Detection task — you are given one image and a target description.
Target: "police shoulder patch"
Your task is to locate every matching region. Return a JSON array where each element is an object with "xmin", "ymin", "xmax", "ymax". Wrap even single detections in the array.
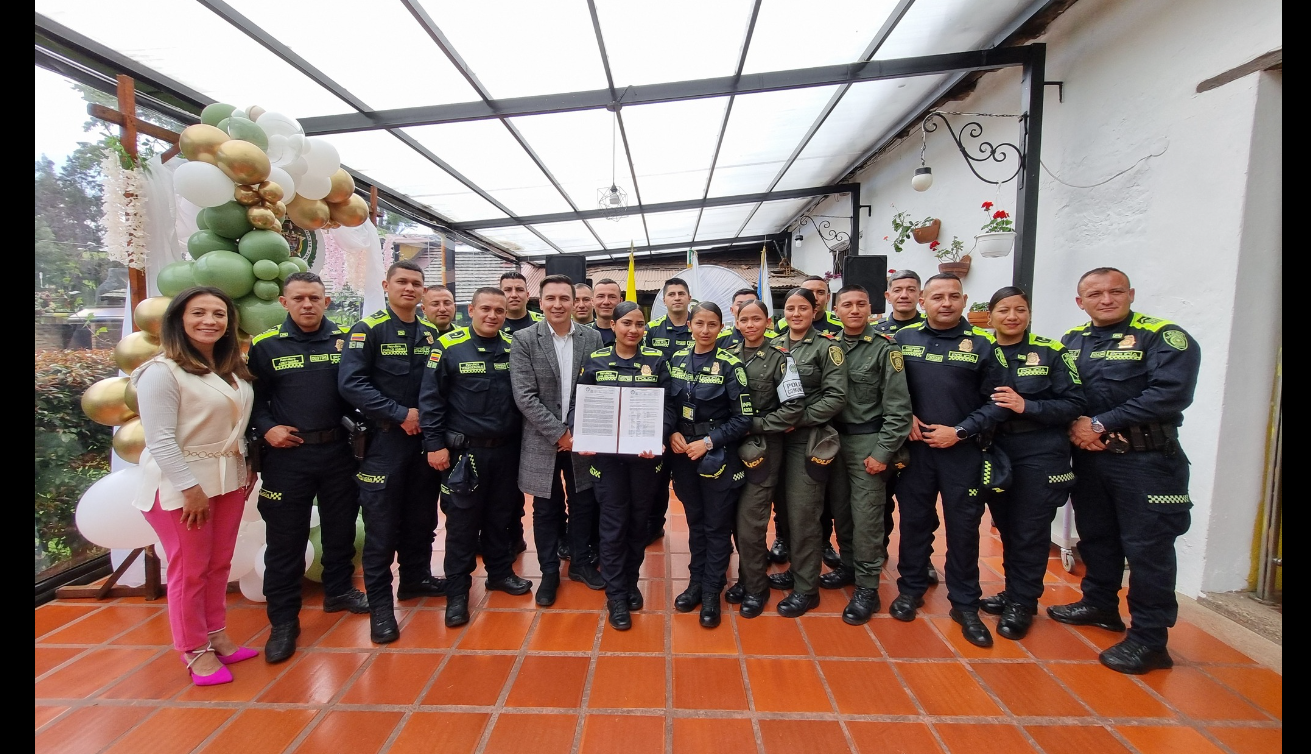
[
  {"xmin": 438, "ymin": 327, "xmax": 470, "ymax": 348},
  {"xmin": 1130, "ymin": 312, "xmax": 1177, "ymax": 332},
  {"xmin": 735, "ymin": 366, "xmax": 748, "ymax": 386},
  {"xmin": 639, "ymin": 346, "xmax": 663, "ymax": 357},
  {"xmin": 362, "ymin": 310, "xmax": 390, "ymax": 328},
  {"xmin": 971, "ymin": 326, "xmax": 998, "ymax": 344},
  {"xmin": 1162, "ymin": 329, "xmax": 1189, "ymax": 351},
  {"xmin": 994, "ymin": 347, "xmax": 1008, "ymax": 368},
  {"xmin": 250, "ymin": 325, "xmax": 283, "ymax": 347},
  {"xmin": 890, "ymin": 349, "xmax": 904, "ymax": 372},
  {"xmin": 828, "ymin": 345, "xmax": 845, "ymax": 366}
]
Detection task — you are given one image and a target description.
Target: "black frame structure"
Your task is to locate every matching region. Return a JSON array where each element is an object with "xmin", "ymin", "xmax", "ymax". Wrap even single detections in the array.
[{"xmin": 35, "ymin": 0, "xmax": 1053, "ymax": 293}]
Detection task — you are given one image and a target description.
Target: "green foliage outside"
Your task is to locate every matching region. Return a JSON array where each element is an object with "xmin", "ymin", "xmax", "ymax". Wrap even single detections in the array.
[{"xmin": 327, "ymin": 284, "xmax": 364, "ymax": 329}]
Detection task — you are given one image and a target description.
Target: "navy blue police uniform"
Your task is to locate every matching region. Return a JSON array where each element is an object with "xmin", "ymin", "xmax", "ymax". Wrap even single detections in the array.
[
  {"xmin": 872, "ymin": 310, "xmax": 927, "ymax": 548},
  {"xmin": 503, "ymin": 310, "xmax": 544, "ymax": 334},
  {"xmin": 644, "ymin": 314, "xmax": 696, "ymax": 541},
  {"xmin": 590, "ymin": 321, "xmax": 617, "ymax": 347}
]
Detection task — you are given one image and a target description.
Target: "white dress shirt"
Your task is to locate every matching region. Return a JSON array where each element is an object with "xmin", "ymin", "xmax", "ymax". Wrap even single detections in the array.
[{"xmin": 551, "ymin": 322, "xmax": 575, "ymax": 420}]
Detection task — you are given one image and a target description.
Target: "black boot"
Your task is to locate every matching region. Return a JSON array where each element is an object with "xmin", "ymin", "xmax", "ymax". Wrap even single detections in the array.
[
  {"xmin": 1047, "ymin": 600, "xmax": 1127, "ymax": 631},
  {"xmin": 444, "ymin": 594, "xmax": 470, "ymax": 627},
  {"xmin": 568, "ymin": 562, "xmax": 605, "ymax": 590},
  {"xmin": 699, "ymin": 590, "xmax": 722, "ymax": 629},
  {"xmin": 926, "ymin": 565, "xmax": 940, "ymax": 585},
  {"xmin": 535, "ymin": 572, "xmax": 560, "ymax": 607},
  {"xmin": 725, "ymin": 582, "xmax": 746, "ymax": 604},
  {"xmin": 777, "ymin": 591, "xmax": 820, "ymax": 618},
  {"xmin": 997, "ymin": 602, "xmax": 1035, "ymax": 640},
  {"xmin": 264, "ymin": 622, "xmax": 300, "ymax": 663},
  {"xmin": 819, "ymin": 565, "xmax": 856, "ymax": 589},
  {"xmin": 767, "ymin": 570, "xmax": 795, "ymax": 590},
  {"xmin": 396, "ymin": 576, "xmax": 448, "ymax": 601},
  {"xmin": 1099, "ymin": 639, "xmax": 1174, "ymax": 674},
  {"xmin": 627, "ymin": 583, "xmax": 644, "ymax": 610},
  {"xmin": 950, "ymin": 608, "xmax": 993, "ymax": 648},
  {"xmin": 768, "ymin": 538, "xmax": 789, "ymax": 564},
  {"xmin": 607, "ymin": 598, "xmax": 632, "ymax": 631},
  {"xmin": 980, "ymin": 591, "xmax": 1009, "ymax": 616},
  {"xmin": 369, "ymin": 607, "xmax": 399, "ymax": 644},
  {"xmin": 822, "ymin": 545, "xmax": 842, "ymax": 570},
  {"xmin": 739, "ymin": 591, "xmax": 769, "ymax": 619},
  {"xmin": 888, "ymin": 593, "xmax": 924, "ymax": 622},
  {"xmin": 842, "ymin": 587, "xmax": 881, "ymax": 626},
  {"xmin": 486, "ymin": 574, "xmax": 533, "ymax": 595},
  {"xmin": 674, "ymin": 583, "xmax": 702, "ymax": 612},
  {"xmin": 323, "ymin": 588, "xmax": 370, "ymax": 614}
]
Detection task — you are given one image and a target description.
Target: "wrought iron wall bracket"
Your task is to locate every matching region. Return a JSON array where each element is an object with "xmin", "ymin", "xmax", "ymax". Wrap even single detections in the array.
[{"xmin": 921, "ymin": 111, "xmax": 1027, "ymax": 187}]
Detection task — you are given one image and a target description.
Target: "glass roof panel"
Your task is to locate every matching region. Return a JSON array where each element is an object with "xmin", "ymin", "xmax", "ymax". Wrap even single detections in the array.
[
  {"xmin": 536, "ymin": 221, "xmax": 599, "ymax": 252},
  {"xmin": 739, "ymin": 198, "xmax": 811, "ymax": 237},
  {"xmin": 477, "ymin": 225, "xmax": 555, "ymax": 255},
  {"xmin": 707, "ymin": 86, "xmax": 842, "ymax": 197},
  {"xmin": 588, "ymin": 214, "xmax": 649, "ymax": 250},
  {"xmin": 643, "ymin": 210, "xmax": 703, "ymax": 245},
  {"xmin": 507, "ymin": 108, "xmax": 621, "ymax": 212},
  {"xmin": 875, "ymin": 0, "xmax": 1033, "ymax": 59},
  {"xmin": 221, "ymin": 0, "xmax": 478, "ymax": 110},
  {"xmin": 694, "ymin": 205, "xmax": 757, "ymax": 239},
  {"xmin": 36, "ymin": 1, "xmax": 351, "ymax": 116},
  {"xmin": 415, "ymin": 0, "xmax": 608, "ymax": 99},
  {"xmin": 403, "ymin": 120, "xmax": 574, "ymax": 216},
  {"xmin": 594, "ymin": 0, "xmax": 756, "ymax": 86},
  {"xmin": 621, "ymin": 98, "xmax": 731, "ymax": 204},
  {"xmin": 743, "ymin": 0, "xmax": 902, "ymax": 74}
]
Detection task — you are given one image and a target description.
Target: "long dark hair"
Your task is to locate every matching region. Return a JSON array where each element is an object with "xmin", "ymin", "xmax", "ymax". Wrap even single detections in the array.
[
  {"xmin": 160, "ymin": 286, "xmax": 253, "ymax": 382},
  {"xmin": 988, "ymin": 286, "xmax": 1030, "ymax": 311}
]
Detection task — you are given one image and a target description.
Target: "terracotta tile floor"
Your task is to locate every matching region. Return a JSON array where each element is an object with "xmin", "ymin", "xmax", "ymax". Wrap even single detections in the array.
[{"xmin": 36, "ymin": 495, "xmax": 1282, "ymax": 754}]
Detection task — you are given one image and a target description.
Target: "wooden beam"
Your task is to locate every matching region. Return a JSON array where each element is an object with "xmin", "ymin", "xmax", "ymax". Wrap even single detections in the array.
[
  {"xmin": 115, "ymin": 75, "xmax": 138, "ymax": 159},
  {"xmin": 369, "ymin": 186, "xmax": 379, "ymax": 225},
  {"xmin": 87, "ymin": 103, "xmax": 180, "ymax": 144},
  {"xmin": 1197, "ymin": 48, "xmax": 1282, "ymax": 94}
]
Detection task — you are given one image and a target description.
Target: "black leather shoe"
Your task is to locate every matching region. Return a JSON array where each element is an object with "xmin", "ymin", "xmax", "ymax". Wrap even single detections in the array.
[
  {"xmin": 607, "ymin": 599, "xmax": 632, "ymax": 631},
  {"xmin": 396, "ymin": 577, "xmax": 448, "ymax": 601},
  {"xmin": 980, "ymin": 591, "xmax": 1009, "ymax": 616},
  {"xmin": 557, "ymin": 540, "xmax": 571, "ymax": 561},
  {"xmin": 819, "ymin": 565, "xmax": 856, "ymax": 589},
  {"xmin": 889, "ymin": 593, "xmax": 925, "ymax": 622},
  {"xmin": 674, "ymin": 583, "xmax": 702, "ymax": 612},
  {"xmin": 1047, "ymin": 600, "xmax": 1127, "ymax": 632},
  {"xmin": 324, "ymin": 588, "xmax": 370, "ymax": 614},
  {"xmin": 725, "ymin": 582, "xmax": 746, "ymax": 604},
  {"xmin": 950, "ymin": 608, "xmax": 994, "ymax": 648},
  {"xmin": 700, "ymin": 592, "xmax": 722, "ymax": 628},
  {"xmin": 1099, "ymin": 638, "xmax": 1174, "ymax": 675},
  {"xmin": 264, "ymin": 622, "xmax": 300, "ymax": 663},
  {"xmin": 842, "ymin": 587, "xmax": 881, "ymax": 626},
  {"xmin": 645, "ymin": 529, "xmax": 665, "ymax": 547},
  {"xmin": 513, "ymin": 538, "xmax": 528, "ymax": 555},
  {"xmin": 444, "ymin": 595, "xmax": 470, "ymax": 627},
  {"xmin": 370, "ymin": 608, "xmax": 399, "ymax": 644},
  {"xmin": 768, "ymin": 538, "xmax": 789, "ymax": 564},
  {"xmin": 739, "ymin": 591, "xmax": 768, "ymax": 619},
  {"xmin": 536, "ymin": 571, "xmax": 560, "ymax": 606},
  {"xmin": 767, "ymin": 570, "xmax": 795, "ymax": 590},
  {"xmin": 777, "ymin": 591, "xmax": 821, "ymax": 618},
  {"xmin": 822, "ymin": 545, "xmax": 842, "ymax": 570},
  {"xmin": 568, "ymin": 563, "xmax": 605, "ymax": 591},
  {"xmin": 926, "ymin": 565, "xmax": 940, "ymax": 586},
  {"xmin": 627, "ymin": 585, "xmax": 644, "ymax": 611},
  {"xmin": 997, "ymin": 602, "xmax": 1035, "ymax": 641},
  {"xmin": 486, "ymin": 574, "xmax": 533, "ymax": 595}
]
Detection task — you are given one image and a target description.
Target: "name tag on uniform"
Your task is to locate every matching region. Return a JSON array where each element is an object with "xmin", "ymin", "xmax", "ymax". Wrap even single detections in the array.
[
  {"xmin": 948, "ymin": 351, "xmax": 978, "ymax": 363},
  {"xmin": 494, "ymin": 362, "xmax": 509, "ymax": 370},
  {"xmin": 310, "ymin": 354, "xmax": 331, "ymax": 363},
  {"xmin": 381, "ymin": 343, "xmax": 408, "ymax": 356},
  {"xmin": 459, "ymin": 361, "xmax": 486, "ymax": 374},
  {"xmin": 596, "ymin": 370, "xmax": 618, "ymax": 381},
  {"xmin": 699, "ymin": 375, "xmax": 724, "ymax": 384},
  {"xmin": 777, "ymin": 356, "xmax": 804, "ymax": 402},
  {"xmin": 925, "ymin": 353, "xmax": 943, "ymax": 362},
  {"xmin": 1016, "ymin": 366, "xmax": 1049, "ymax": 376},
  {"xmin": 653, "ymin": 338, "xmax": 670, "ymax": 347},
  {"xmin": 272, "ymin": 355, "xmax": 304, "ymax": 370},
  {"xmin": 900, "ymin": 345, "xmax": 926, "ymax": 357},
  {"xmin": 414, "ymin": 346, "xmax": 430, "ymax": 356},
  {"xmin": 1103, "ymin": 350, "xmax": 1143, "ymax": 361}
]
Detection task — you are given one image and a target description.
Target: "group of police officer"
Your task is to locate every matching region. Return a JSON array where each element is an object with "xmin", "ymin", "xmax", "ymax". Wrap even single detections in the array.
[{"xmin": 247, "ymin": 260, "xmax": 1197, "ymax": 676}]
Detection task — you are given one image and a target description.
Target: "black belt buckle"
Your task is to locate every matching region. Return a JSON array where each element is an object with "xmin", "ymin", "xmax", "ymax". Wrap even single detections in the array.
[{"xmin": 1103, "ymin": 432, "xmax": 1130, "ymax": 454}]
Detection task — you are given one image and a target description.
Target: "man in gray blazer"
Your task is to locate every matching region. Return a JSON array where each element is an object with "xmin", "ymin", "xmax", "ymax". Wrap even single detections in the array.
[{"xmin": 510, "ymin": 274, "xmax": 605, "ymax": 605}]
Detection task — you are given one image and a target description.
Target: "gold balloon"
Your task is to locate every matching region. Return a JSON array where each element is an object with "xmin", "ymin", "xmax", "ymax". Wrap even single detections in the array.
[
  {"xmin": 329, "ymin": 193, "xmax": 370, "ymax": 227},
  {"xmin": 247, "ymin": 105, "xmax": 266, "ymax": 122},
  {"xmin": 133, "ymin": 296, "xmax": 171, "ymax": 337},
  {"xmin": 113, "ymin": 418, "xmax": 147, "ymax": 464},
  {"xmin": 324, "ymin": 169, "xmax": 356, "ymax": 204},
  {"xmin": 215, "ymin": 139, "xmax": 271, "ymax": 185},
  {"xmin": 124, "ymin": 380, "xmax": 139, "ymax": 414},
  {"xmin": 113, "ymin": 331, "xmax": 162, "ymax": 373},
  {"xmin": 234, "ymin": 184, "xmax": 262, "ymax": 206},
  {"xmin": 179, "ymin": 124, "xmax": 230, "ymax": 164},
  {"xmin": 82, "ymin": 377, "xmax": 137, "ymax": 426},
  {"xmin": 248, "ymin": 206, "xmax": 279, "ymax": 230},
  {"xmin": 272, "ymin": 200, "xmax": 287, "ymax": 219},
  {"xmin": 258, "ymin": 180, "xmax": 285, "ymax": 204},
  {"xmin": 286, "ymin": 195, "xmax": 330, "ymax": 231}
]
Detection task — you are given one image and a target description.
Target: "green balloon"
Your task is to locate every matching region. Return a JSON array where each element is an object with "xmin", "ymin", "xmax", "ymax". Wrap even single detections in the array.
[
  {"xmin": 288, "ymin": 256, "xmax": 309, "ymax": 273},
  {"xmin": 187, "ymin": 229, "xmax": 239, "ymax": 258},
  {"xmin": 238, "ymin": 229, "xmax": 291, "ymax": 264},
  {"xmin": 215, "ymin": 118, "xmax": 230, "ymax": 133},
  {"xmin": 252, "ymin": 259, "xmax": 280, "ymax": 280},
  {"xmin": 253, "ymin": 279, "xmax": 282, "ymax": 301},
  {"xmin": 203, "ymin": 201, "xmax": 254, "ymax": 240},
  {"xmin": 305, "ymin": 525, "xmax": 324, "ymax": 582},
  {"xmin": 193, "ymin": 250, "xmax": 255, "ymax": 299},
  {"xmin": 201, "ymin": 103, "xmax": 237, "ymax": 127},
  {"xmin": 236, "ymin": 293, "xmax": 288, "ymax": 335},
  {"xmin": 157, "ymin": 261, "xmax": 197, "ymax": 297},
  {"xmin": 195, "ymin": 210, "xmax": 209, "ymax": 230},
  {"xmin": 278, "ymin": 260, "xmax": 301, "ymax": 280},
  {"xmin": 353, "ymin": 514, "xmax": 365, "ymax": 568},
  {"xmin": 224, "ymin": 117, "xmax": 268, "ymax": 150}
]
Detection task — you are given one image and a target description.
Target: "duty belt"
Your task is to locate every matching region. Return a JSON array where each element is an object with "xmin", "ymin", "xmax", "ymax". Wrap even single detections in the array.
[
  {"xmin": 292, "ymin": 427, "xmax": 345, "ymax": 445},
  {"xmin": 833, "ymin": 418, "xmax": 884, "ymax": 435},
  {"xmin": 999, "ymin": 418, "xmax": 1046, "ymax": 434},
  {"xmin": 1103, "ymin": 422, "xmax": 1179, "ymax": 454},
  {"xmin": 678, "ymin": 419, "xmax": 724, "ymax": 438},
  {"xmin": 462, "ymin": 435, "xmax": 513, "ymax": 449}
]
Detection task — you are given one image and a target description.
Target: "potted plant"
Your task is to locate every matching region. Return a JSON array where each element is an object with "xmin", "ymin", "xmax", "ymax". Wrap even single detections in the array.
[
  {"xmin": 976, "ymin": 201, "xmax": 1015, "ymax": 257},
  {"xmin": 888, "ymin": 211, "xmax": 937, "ymax": 254},
  {"xmin": 912, "ymin": 217, "xmax": 941, "ymax": 244},
  {"xmin": 967, "ymin": 301, "xmax": 991, "ymax": 327},
  {"xmin": 932, "ymin": 236, "xmax": 971, "ymax": 277}
]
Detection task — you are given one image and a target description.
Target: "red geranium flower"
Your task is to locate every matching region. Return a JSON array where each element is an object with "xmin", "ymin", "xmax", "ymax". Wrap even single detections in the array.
[
  {"xmin": 982, "ymin": 201, "xmax": 994, "ymax": 210},
  {"xmin": 929, "ymin": 240, "xmax": 940, "ymax": 250},
  {"xmin": 993, "ymin": 210, "xmax": 1008, "ymax": 219}
]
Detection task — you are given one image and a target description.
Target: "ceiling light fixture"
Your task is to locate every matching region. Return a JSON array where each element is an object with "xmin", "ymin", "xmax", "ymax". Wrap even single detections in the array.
[{"xmin": 598, "ymin": 104, "xmax": 629, "ymax": 220}]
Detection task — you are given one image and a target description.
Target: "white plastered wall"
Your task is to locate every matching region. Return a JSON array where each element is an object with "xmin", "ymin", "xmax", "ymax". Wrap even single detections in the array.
[{"xmin": 792, "ymin": 0, "xmax": 1282, "ymax": 596}]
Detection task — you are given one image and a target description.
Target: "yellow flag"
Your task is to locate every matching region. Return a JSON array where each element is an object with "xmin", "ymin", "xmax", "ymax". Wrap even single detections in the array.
[{"xmin": 625, "ymin": 243, "xmax": 638, "ymax": 302}]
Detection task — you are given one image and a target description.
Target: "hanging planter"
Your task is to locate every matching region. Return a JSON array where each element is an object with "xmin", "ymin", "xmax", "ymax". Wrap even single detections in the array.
[
  {"xmin": 975, "ymin": 231, "xmax": 1015, "ymax": 258},
  {"xmin": 938, "ymin": 255, "xmax": 972, "ymax": 277},
  {"xmin": 932, "ymin": 237, "xmax": 970, "ymax": 277},
  {"xmin": 911, "ymin": 218, "xmax": 941, "ymax": 244},
  {"xmin": 966, "ymin": 304, "xmax": 991, "ymax": 327}
]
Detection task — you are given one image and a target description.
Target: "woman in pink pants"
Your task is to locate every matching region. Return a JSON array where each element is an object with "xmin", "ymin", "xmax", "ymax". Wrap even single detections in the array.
[{"xmin": 133, "ymin": 286, "xmax": 256, "ymax": 686}]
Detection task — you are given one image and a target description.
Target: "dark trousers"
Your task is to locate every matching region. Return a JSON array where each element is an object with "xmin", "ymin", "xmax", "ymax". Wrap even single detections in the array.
[
  {"xmin": 987, "ymin": 431, "xmax": 1072, "ymax": 610},
  {"xmin": 533, "ymin": 451, "xmax": 598, "ymax": 574},
  {"xmin": 735, "ymin": 437, "xmax": 784, "ymax": 595},
  {"xmin": 896, "ymin": 441, "xmax": 985, "ymax": 611},
  {"xmin": 671, "ymin": 454, "xmax": 738, "ymax": 594},
  {"xmin": 357, "ymin": 430, "xmax": 439, "ymax": 610},
  {"xmin": 1071, "ymin": 447, "xmax": 1192, "ymax": 649},
  {"xmin": 594, "ymin": 455, "xmax": 660, "ymax": 602},
  {"xmin": 444, "ymin": 443, "xmax": 521, "ymax": 597},
  {"xmin": 258, "ymin": 441, "xmax": 360, "ymax": 626},
  {"xmin": 648, "ymin": 450, "xmax": 673, "ymax": 539}
]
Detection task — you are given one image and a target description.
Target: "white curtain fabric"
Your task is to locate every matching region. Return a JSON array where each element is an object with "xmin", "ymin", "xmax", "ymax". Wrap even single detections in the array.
[
  {"xmin": 329, "ymin": 221, "xmax": 386, "ymax": 315},
  {"xmin": 140, "ymin": 155, "xmax": 189, "ymax": 297}
]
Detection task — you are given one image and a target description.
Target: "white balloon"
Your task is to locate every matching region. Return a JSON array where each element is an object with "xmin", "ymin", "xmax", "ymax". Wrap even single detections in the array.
[
  {"xmin": 174, "ymin": 161, "xmax": 236, "ymax": 208},
  {"xmin": 256, "ymin": 111, "xmax": 303, "ymax": 139},
  {"xmin": 304, "ymin": 540, "xmax": 315, "ymax": 571},
  {"xmin": 254, "ymin": 543, "xmax": 268, "ymax": 578},
  {"xmin": 239, "ymin": 568, "xmax": 266, "ymax": 602},
  {"xmin": 229, "ymin": 524, "xmax": 264, "ymax": 580},
  {"xmin": 308, "ymin": 505, "xmax": 321, "ymax": 529},
  {"xmin": 302, "ymin": 138, "xmax": 341, "ymax": 177},
  {"xmin": 175, "ymin": 197, "xmax": 203, "ymax": 235},
  {"xmin": 267, "ymin": 166, "xmax": 296, "ymax": 200},
  {"xmin": 75, "ymin": 468, "xmax": 156, "ymax": 549},
  {"xmin": 283, "ymin": 157, "xmax": 309, "ymax": 179},
  {"xmin": 296, "ymin": 172, "xmax": 332, "ymax": 201}
]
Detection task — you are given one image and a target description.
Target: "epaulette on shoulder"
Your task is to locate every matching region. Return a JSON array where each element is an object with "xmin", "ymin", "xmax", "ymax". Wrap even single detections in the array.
[
  {"xmin": 648, "ymin": 315, "xmax": 667, "ymax": 327},
  {"xmin": 1065, "ymin": 321, "xmax": 1092, "ymax": 336},
  {"xmin": 639, "ymin": 346, "xmax": 662, "ymax": 357},
  {"xmin": 362, "ymin": 310, "xmax": 390, "ymax": 328},
  {"xmin": 418, "ymin": 315, "xmax": 437, "ymax": 329},
  {"xmin": 530, "ymin": 311, "xmax": 544, "ymax": 321},
  {"xmin": 718, "ymin": 326, "xmax": 733, "ymax": 335},
  {"xmin": 438, "ymin": 327, "xmax": 470, "ymax": 348},
  {"xmin": 716, "ymin": 349, "xmax": 743, "ymax": 365},
  {"xmin": 877, "ymin": 331, "xmax": 896, "ymax": 342},
  {"xmin": 591, "ymin": 346, "xmax": 615, "ymax": 358},
  {"xmin": 899, "ymin": 321, "xmax": 926, "ymax": 332},
  {"xmin": 1029, "ymin": 332, "xmax": 1064, "ymax": 351},
  {"xmin": 499, "ymin": 330, "xmax": 514, "ymax": 345},
  {"xmin": 826, "ymin": 311, "xmax": 843, "ymax": 325},
  {"xmin": 671, "ymin": 347, "xmax": 692, "ymax": 359},
  {"xmin": 249, "ymin": 325, "xmax": 283, "ymax": 347},
  {"xmin": 970, "ymin": 326, "xmax": 998, "ymax": 344},
  {"xmin": 763, "ymin": 328, "xmax": 780, "ymax": 339},
  {"xmin": 1129, "ymin": 312, "xmax": 1177, "ymax": 332}
]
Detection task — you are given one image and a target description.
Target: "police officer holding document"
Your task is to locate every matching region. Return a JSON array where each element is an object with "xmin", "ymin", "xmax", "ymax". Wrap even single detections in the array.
[
  {"xmin": 338, "ymin": 260, "xmax": 445, "ymax": 645},
  {"xmin": 249, "ymin": 272, "xmax": 367, "ymax": 664},
  {"xmin": 1055, "ymin": 268, "xmax": 1200, "ymax": 674}
]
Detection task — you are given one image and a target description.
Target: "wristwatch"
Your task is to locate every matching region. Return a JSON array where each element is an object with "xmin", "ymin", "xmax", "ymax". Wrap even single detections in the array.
[
  {"xmin": 703, "ymin": 436, "xmax": 714, "ymax": 450},
  {"xmin": 1090, "ymin": 417, "xmax": 1107, "ymax": 434},
  {"xmin": 954, "ymin": 426, "xmax": 969, "ymax": 441}
]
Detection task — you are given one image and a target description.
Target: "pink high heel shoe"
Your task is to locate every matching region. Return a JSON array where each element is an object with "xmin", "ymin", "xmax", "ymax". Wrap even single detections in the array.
[
  {"xmin": 217, "ymin": 647, "xmax": 259, "ymax": 665},
  {"xmin": 182, "ymin": 647, "xmax": 233, "ymax": 686}
]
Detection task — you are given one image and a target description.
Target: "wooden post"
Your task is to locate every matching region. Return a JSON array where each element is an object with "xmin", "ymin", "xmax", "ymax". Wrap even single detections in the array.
[
  {"xmin": 115, "ymin": 75, "xmax": 148, "ymax": 318},
  {"xmin": 369, "ymin": 185, "xmax": 379, "ymax": 225}
]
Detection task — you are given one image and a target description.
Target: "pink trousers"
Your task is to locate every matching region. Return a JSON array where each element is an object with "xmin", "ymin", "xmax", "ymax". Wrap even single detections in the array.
[{"xmin": 142, "ymin": 489, "xmax": 245, "ymax": 651}]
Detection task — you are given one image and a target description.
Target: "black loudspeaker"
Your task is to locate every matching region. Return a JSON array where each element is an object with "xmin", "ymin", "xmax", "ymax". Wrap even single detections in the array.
[
  {"xmin": 544, "ymin": 254, "xmax": 588, "ymax": 287},
  {"xmin": 843, "ymin": 255, "xmax": 888, "ymax": 314}
]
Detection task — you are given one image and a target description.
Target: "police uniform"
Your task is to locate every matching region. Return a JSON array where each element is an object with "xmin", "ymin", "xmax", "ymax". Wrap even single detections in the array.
[
  {"xmin": 894, "ymin": 320, "xmax": 1013, "ymax": 616},
  {"xmin": 777, "ymin": 309, "xmax": 844, "ymax": 339},
  {"xmin": 503, "ymin": 310, "xmax": 544, "ymax": 334},
  {"xmin": 589, "ymin": 320, "xmax": 617, "ymax": 347},
  {"xmin": 577, "ymin": 345, "xmax": 672, "ymax": 609},
  {"xmin": 985, "ymin": 333, "xmax": 1085, "ymax": 631},
  {"xmin": 718, "ymin": 324, "xmax": 779, "ymax": 351},
  {"xmin": 1060, "ymin": 312, "xmax": 1200, "ymax": 652},
  {"xmin": 872, "ymin": 311, "xmax": 925, "ymax": 336},
  {"xmin": 727, "ymin": 339, "xmax": 803, "ymax": 605},
  {"xmin": 419, "ymin": 327, "xmax": 524, "ymax": 601},
  {"xmin": 249, "ymin": 316, "xmax": 360, "ymax": 628},
  {"xmin": 872, "ymin": 311, "xmax": 926, "ymax": 546},
  {"xmin": 338, "ymin": 307, "xmax": 442, "ymax": 612},
  {"xmin": 825, "ymin": 325, "xmax": 913, "ymax": 601},
  {"xmin": 772, "ymin": 327, "xmax": 847, "ymax": 601},
  {"xmin": 645, "ymin": 314, "xmax": 696, "ymax": 540}
]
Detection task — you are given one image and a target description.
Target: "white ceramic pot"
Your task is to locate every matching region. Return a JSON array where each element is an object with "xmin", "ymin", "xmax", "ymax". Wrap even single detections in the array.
[{"xmin": 975, "ymin": 232, "xmax": 1015, "ymax": 258}]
